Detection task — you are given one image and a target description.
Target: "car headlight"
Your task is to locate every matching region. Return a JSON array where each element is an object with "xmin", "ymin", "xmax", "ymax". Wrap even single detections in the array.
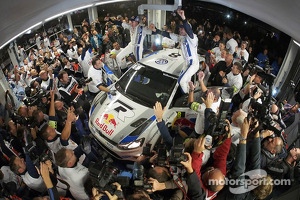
[{"xmin": 118, "ymin": 138, "xmax": 144, "ymax": 150}]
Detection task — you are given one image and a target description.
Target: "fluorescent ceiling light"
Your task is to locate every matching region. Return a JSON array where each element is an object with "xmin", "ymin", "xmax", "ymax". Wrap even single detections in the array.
[
  {"xmin": 95, "ymin": 0, "xmax": 127, "ymax": 6},
  {"xmin": 0, "ymin": 21, "xmax": 42, "ymax": 49},
  {"xmin": 293, "ymin": 40, "xmax": 300, "ymax": 47},
  {"xmin": 45, "ymin": 4, "xmax": 93, "ymax": 22}
]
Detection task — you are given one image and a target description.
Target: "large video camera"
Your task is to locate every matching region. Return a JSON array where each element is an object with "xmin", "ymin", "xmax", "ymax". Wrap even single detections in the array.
[
  {"xmin": 247, "ymin": 70, "xmax": 286, "ymax": 138},
  {"xmin": 88, "ymin": 160, "xmax": 119, "ymax": 194},
  {"xmin": 23, "ymin": 88, "xmax": 50, "ymax": 107}
]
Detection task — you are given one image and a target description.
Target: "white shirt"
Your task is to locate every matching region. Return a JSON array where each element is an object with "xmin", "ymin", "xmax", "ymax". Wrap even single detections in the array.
[
  {"xmin": 78, "ymin": 49, "xmax": 93, "ymax": 78},
  {"xmin": 67, "ymin": 45, "xmax": 78, "ymax": 60},
  {"xmin": 21, "ymin": 172, "xmax": 46, "ymax": 193},
  {"xmin": 88, "ymin": 65, "xmax": 104, "ymax": 93},
  {"xmin": 226, "ymin": 71, "xmax": 243, "ymax": 95},
  {"xmin": 40, "ymin": 76, "xmax": 52, "ymax": 91},
  {"xmin": 0, "ymin": 166, "xmax": 22, "ymax": 188},
  {"xmin": 236, "ymin": 48, "xmax": 249, "ymax": 62},
  {"xmin": 194, "ymin": 98, "xmax": 221, "ymax": 134},
  {"xmin": 58, "ymin": 163, "xmax": 89, "ymax": 200},
  {"xmin": 211, "ymin": 46, "xmax": 222, "ymax": 62},
  {"xmin": 230, "ymin": 124, "xmax": 241, "ymax": 146},
  {"xmin": 47, "ymin": 132, "xmax": 86, "ymax": 164},
  {"xmin": 226, "ymin": 38, "xmax": 238, "ymax": 54},
  {"xmin": 110, "ymin": 48, "xmax": 127, "ymax": 69}
]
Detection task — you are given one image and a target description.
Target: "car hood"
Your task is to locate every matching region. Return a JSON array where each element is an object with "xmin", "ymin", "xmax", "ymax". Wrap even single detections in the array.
[{"xmin": 90, "ymin": 93, "xmax": 154, "ymax": 143}]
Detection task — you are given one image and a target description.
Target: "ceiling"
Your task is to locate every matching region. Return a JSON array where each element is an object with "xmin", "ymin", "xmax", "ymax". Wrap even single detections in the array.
[{"xmin": 0, "ymin": 0, "xmax": 300, "ymax": 48}]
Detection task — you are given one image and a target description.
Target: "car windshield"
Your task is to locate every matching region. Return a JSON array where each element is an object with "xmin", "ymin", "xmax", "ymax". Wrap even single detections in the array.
[{"xmin": 115, "ymin": 63, "xmax": 177, "ymax": 108}]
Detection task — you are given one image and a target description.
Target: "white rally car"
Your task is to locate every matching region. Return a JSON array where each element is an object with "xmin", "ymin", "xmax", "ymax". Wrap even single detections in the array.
[{"xmin": 89, "ymin": 48, "xmax": 199, "ymax": 161}]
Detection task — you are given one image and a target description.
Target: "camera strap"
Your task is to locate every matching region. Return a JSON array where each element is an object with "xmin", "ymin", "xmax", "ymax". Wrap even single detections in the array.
[{"xmin": 172, "ymin": 174, "xmax": 190, "ymax": 200}]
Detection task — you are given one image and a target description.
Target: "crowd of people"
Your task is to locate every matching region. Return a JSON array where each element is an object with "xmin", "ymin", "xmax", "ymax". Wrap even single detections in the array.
[{"xmin": 0, "ymin": 4, "xmax": 299, "ymax": 200}]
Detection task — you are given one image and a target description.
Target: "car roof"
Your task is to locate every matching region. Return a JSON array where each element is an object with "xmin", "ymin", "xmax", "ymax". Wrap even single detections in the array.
[
  {"xmin": 0, "ymin": 0, "xmax": 299, "ymax": 48},
  {"xmin": 139, "ymin": 49, "xmax": 185, "ymax": 76}
]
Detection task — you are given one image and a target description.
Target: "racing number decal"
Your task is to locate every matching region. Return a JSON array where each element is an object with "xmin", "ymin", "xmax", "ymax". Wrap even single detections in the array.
[
  {"xmin": 111, "ymin": 100, "xmax": 135, "ymax": 122},
  {"xmin": 177, "ymin": 112, "xmax": 182, "ymax": 118}
]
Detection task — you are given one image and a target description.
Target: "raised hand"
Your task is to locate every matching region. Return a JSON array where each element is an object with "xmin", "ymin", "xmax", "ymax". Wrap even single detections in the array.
[
  {"xmin": 153, "ymin": 101, "xmax": 165, "ymax": 122},
  {"xmin": 198, "ymin": 71, "xmax": 205, "ymax": 82},
  {"xmin": 188, "ymin": 81, "xmax": 195, "ymax": 91},
  {"xmin": 177, "ymin": 9, "xmax": 186, "ymax": 20},
  {"xmin": 193, "ymin": 136, "xmax": 206, "ymax": 154},
  {"xmin": 201, "ymin": 92, "xmax": 215, "ymax": 108}
]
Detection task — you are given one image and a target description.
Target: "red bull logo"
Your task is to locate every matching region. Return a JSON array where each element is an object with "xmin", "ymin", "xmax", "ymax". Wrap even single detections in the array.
[
  {"xmin": 95, "ymin": 118, "xmax": 114, "ymax": 136},
  {"xmin": 103, "ymin": 113, "xmax": 117, "ymax": 128}
]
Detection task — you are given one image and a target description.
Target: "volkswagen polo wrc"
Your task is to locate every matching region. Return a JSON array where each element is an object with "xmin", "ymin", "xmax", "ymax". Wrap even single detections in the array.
[{"xmin": 89, "ymin": 48, "xmax": 200, "ymax": 161}]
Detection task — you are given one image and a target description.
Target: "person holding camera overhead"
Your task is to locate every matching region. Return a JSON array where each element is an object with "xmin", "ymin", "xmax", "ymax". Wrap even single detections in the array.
[
  {"xmin": 57, "ymin": 70, "xmax": 91, "ymax": 116},
  {"xmin": 191, "ymin": 108, "xmax": 231, "ymax": 200}
]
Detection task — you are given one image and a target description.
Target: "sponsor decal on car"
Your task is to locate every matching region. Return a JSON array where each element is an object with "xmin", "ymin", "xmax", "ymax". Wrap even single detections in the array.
[{"xmin": 95, "ymin": 117, "xmax": 115, "ymax": 136}]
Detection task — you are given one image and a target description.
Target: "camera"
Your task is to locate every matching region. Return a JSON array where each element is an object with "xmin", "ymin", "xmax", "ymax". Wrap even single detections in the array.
[
  {"xmin": 23, "ymin": 89, "xmax": 50, "ymax": 107},
  {"xmin": 34, "ymin": 150, "xmax": 53, "ymax": 169},
  {"xmin": 142, "ymin": 143, "xmax": 152, "ymax": 157},
  {"xmin": 11, "ymin": 113, "xmax": 27, "ymax": 125},
  {"xmin": 132, "ymin": 162, "xmax": 152, "ymax": 189},
  {"xmin": 88, "ymin": 161, "xmax": 119, "ymax": 193},
  {"xmin": 156, "ymin": 144, "xmax": 168, "ymax": 167},
  {"xmin": 77, "ymin": 77, "xmax": 93, "ymax": 87},
  {"xmin": 169, "ymin": 135, "xmax": 187, "ymax": 166}
]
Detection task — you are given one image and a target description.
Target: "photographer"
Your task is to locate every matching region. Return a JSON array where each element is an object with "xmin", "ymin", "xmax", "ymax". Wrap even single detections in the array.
[
  {"xmin": 90, "ymin": 182, "xmax": 124, "ymax": 200},
  {"xmin": 133, "ymin": 155, "xmax": 184, "ymax": 200},
  {"xmin": 57, "ymin": 70, "xmax": 91, "ymax": 115},
  {"xmin": 39, "ymin": 90, "xmax": 89, "ymax": 167},
  {"xmin": 180, "ymin": 152, "xmax": 205, "ymax": 199},
  {"xmin": 266, "ymin": 147, "xmax": 300, "ymax": 198},
  {"xmin": 190, "ymin": 91, "xmax": 232, "ymax": 199},
  {"xmin": 260, "ymin": 132, "xmax": 284, "ymax": 169},
  {"xmin": 9, "ymin": 153, "xmax": 47, "ymax": 198},
  {"xmin": 222, "ymin": 118, "xmax": 274, "ymax": 200},
  {"xmin": 231, "ymin": 71, "xmax": 264, "ymax": 114},
  {"xmin": 37, "ymin": 161, "xmax": 59, "ymax": 200}
]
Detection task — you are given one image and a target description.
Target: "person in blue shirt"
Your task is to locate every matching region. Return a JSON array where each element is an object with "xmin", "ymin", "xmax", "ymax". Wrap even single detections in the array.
[
  {"xmin": 256, "ymin": 48, "xmax": 269, "ymax": 68},
  {"xmin": 271, "ymin": 56, "xmax": 282, "ymax": 75}
]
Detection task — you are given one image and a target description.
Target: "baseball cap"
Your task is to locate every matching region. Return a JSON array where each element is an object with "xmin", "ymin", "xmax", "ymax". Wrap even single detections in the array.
[{"xmin": 130, "ymin": 16, "xmax": 140, "ymax": 22}]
